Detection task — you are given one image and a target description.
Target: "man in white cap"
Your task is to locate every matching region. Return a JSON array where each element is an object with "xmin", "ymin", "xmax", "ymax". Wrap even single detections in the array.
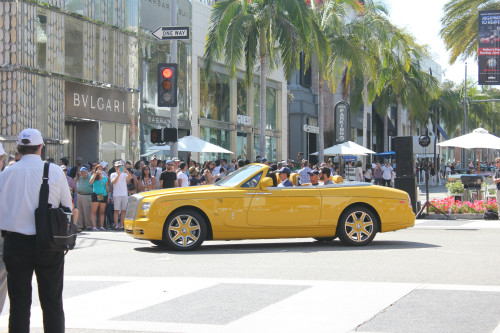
[
  {"xmin": 110, "ymin": 160, "xmax": 132, "ymax": 230},
  {"xmin": 0, "ymin": 128, "xmax": 71, "ymax": 332}
]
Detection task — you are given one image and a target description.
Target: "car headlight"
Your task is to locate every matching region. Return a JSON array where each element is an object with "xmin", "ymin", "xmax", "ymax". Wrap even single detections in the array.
[{"xmin": 141, "ymin": 202, "xmax": 151, "ymax": 211}]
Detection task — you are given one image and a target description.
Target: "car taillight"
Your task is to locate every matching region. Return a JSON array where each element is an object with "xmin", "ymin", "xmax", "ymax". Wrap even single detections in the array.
[{"xmin": 407, "ymin": 194, "xmax": 412, "ymax": 208}]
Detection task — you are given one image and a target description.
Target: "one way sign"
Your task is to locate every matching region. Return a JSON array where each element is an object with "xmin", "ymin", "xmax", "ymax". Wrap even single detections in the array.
[{"xmin": 152, "ymin": 27, "xmax": 190, "ymax": 40}]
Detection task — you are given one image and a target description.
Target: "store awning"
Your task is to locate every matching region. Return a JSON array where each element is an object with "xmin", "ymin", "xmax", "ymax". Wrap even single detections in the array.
[{"xmin": 437, "ymin": 124, "xmax": 449, "ymax": 140}]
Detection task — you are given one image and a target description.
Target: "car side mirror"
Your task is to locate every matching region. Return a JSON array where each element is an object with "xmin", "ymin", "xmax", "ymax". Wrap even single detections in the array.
[{"xmin": 261, "ymin": 177, "xmax": 274, "ymax": 190}]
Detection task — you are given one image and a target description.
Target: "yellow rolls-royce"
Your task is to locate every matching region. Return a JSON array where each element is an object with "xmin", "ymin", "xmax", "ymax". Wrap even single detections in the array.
[{"xmin": 124, "ymin": 164, "xmax": 415, "ymax": 250}]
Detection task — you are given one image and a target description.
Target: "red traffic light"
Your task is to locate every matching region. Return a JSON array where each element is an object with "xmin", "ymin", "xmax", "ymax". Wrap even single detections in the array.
[{"xmin": 162, "ymin": 68, "xmax": 173, "ymax": 79}]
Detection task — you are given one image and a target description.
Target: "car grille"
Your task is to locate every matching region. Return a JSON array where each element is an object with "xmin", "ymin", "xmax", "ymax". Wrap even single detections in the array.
[{"xmin": 125, "ymin": 194, "xmax": 143, "ymax": 220}]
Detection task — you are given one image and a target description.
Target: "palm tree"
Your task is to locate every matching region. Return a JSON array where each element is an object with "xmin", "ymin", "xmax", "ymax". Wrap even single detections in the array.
[
  {"xmin": 328, "ymin": 1, "xmax": 390, "ymax": 151},
  {"xmin": 440, "ymin": 0, "xmax": 500, "ymax": 64},
  {"xmin": 306, "ymin": 0, "xmax": 357, "ymax": 164},
  {"xmin": 204, "ymin": 0, "xmax": 313, "ymax": 158},
  {"xmin": 378, "ymin": 31, "xmax": 440, "ymax": 137}
]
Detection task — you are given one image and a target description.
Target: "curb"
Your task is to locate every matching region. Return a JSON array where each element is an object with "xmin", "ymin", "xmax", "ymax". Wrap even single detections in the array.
[{"xmin": 421, "ymin": 213, "xmax": 488, "ymax": 220}]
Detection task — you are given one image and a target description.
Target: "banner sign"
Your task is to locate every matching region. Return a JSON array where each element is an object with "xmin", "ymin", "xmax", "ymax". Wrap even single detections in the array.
[
  {"xmin": 478, "ymin": 10, "xmax": 500, "ymax": 85},
  {"xmin": 334, "ymin": 101, "xmax": 350, "ymax": 143}
]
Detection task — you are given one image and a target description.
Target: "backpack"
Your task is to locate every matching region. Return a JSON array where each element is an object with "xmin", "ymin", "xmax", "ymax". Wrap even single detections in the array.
[{"xmin": 484, "ymin": 209, "xmax": 499, "ymax": 220}]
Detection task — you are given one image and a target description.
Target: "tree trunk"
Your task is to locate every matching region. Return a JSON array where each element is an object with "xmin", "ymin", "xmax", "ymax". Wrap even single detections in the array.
[
  {"xmin": 384, "ymin": 112, "xmax": 388, "ymax": 152},
  {"xmin": 363, "ymin": 76, "xmax": 369, "ymax": 166},
  {"xmin": 397, "ymin": 96, "xmax": 403, "ymax": 136},
  {"xmin": 318, "ymin": 70, "xmax": 325, "ymax": 165},
  {"xmin": 259, "ymin": 33, "xmax": 267, "ymax": 159}
]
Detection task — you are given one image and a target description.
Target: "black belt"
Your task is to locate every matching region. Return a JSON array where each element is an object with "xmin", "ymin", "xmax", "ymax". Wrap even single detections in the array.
[{"xmin": 78, "ymin": 193, "xmax": 92, "ymax": 195}]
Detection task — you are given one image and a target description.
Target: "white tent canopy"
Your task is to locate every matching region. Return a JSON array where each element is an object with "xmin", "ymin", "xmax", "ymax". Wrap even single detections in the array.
[
  {"xmin": 437, "ymin": 128, "xmax": 500, "ymax": 150},
  {"xmin": 311, "ymin": 141, "xmax": 375, "ymax": 156},
  {"xmin": 149, "ymin": 136, "xmax": 234, "ymax": 154}
]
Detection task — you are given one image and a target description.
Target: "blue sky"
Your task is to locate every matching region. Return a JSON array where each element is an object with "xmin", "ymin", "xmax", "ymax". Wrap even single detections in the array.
[{"xmin": 383, "ymin": 0, "xmax": 477, "ymax": 84}]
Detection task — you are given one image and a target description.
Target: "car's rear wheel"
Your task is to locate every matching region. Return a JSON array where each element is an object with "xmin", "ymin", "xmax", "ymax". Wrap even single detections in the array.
[
  {"xmin": 314, "ymin": 237, "xmax": 336, "ymax": 242},
  {"xmin": 337, "ymin": 206, "xmax": 378, "ymax": 246},
  {"xmin": 163, "ymin": 210, "xmax": 207, "ymax": 251}
]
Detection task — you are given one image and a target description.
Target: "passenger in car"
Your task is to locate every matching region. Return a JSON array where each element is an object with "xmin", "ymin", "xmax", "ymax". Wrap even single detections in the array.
[
  {"xmin": 319, "ymin": 167, "xmax": 333, "ymax": 185},
  {"xmin": 277, "ymin": 167, "xmax": 293, "ymax": 187},
  {"xmin": 308, "ymin": 170, "xmax": 320, "ymax": 186}
]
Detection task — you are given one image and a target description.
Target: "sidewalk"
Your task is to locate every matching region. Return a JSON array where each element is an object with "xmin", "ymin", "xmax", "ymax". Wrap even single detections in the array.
[{"xmin": 417, "ymin": 183, "xmax": 448, "ymax": 202}]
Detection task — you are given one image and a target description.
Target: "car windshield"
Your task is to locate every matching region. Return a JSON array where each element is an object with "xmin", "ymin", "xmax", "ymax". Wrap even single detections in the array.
[{"xmin": 216, "ymin": 164, "xmax": 264, "ymax": 187}]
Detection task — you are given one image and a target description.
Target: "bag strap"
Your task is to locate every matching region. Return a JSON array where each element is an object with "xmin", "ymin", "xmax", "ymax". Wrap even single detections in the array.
[{"xmin": 38, "ymin": 162, "xmax": 50, "ymax": 212}]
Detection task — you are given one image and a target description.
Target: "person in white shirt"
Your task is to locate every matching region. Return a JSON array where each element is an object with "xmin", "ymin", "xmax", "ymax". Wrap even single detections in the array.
[
  {"xmin": 110, "ymin": 160, "xmax": 131, "ymax": 230},
  {"xmin": 149, "ymin": 155, "xmax": 162, "ymax": 189},
  {"xmin": 177, "ymin": 162, "xmax": 189, "ymax": 187},
  {"xmin": 0, "ymin": 142, "xmax": 6, "ymax": 315},
  {"xmin": 0, "ymin": 128, "xmax": 72, "ymax": 332},
  {"xmin": 381, "ymin": 162, "xmax": 394, "ymax": 187}
]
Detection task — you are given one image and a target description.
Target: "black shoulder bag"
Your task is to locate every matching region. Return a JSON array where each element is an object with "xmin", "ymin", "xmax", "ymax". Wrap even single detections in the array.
[{"xmin": 34, "ymin": 162, "xmax": 77, "ymax": 252}]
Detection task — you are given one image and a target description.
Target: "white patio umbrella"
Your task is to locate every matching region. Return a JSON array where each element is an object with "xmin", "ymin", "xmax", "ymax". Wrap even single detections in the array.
[
  {"xmin": 151, "ymin": 136, "xmax": 234, "ymax": 154},
  {"xmin": 437, "ymin": 127, "xmax": 500, "ymax": 149},
  {"xmin": 177, "ymin": 136, "xmax": 234, "ymax": 154},
  {"xmin": 311, "ymin": 141, "xmax": 375, "ymax": 156},
  {"xmin": 437, "ymin": 127, "xmax": 500, "ymax": 173},
  {"xmin": 102, "ymin": 141, "xmax": 125, "ymax": 151}
]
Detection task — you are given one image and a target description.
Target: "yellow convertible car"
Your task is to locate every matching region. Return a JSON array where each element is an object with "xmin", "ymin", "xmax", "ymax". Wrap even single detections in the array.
[{"xmin": 124, "ymin": 164, "xmax": 415, "ymax": 250}]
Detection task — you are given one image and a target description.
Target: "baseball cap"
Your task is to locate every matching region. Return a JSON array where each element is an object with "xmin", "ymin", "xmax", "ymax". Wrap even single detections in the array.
[
  {"xmin": 261, "ymin": 158, "xmax": 267, "ymax": 163},
  {"xmin": 150, "ymin": 154, "xmax": 158, "ymax": 161},
  {"xmin": 80, "ymin": 167, "xmax": 88, "ymax": 172},
  {"xmin": 172, "ymin": 157, "xmax": 180, "ymax": 162},
  {"xmin": 0, "ymin": 142, "xmax": 5, "ymax": 156},
  {"xmin": 277, "ymin": 167, "xmax": 291, "ymax": 176},
  {"xmin": 100, "ymin": 161, "xmax": 108, "ymax": 168},
  {"xmin": 114, "ymin": 160, "xmax": 123, "ymax": 167},
  {"xmin": 18, "ymin": 128, "xmax": 45, "ymax": 146},
  {"xmin": 166, "ymin": 159, "xmax": 173, "ymax": 164},
  {"xmin": 281, "ymin": 160, "xmax": 288, "ymax": 166},
  {"xmin": 308, "ymin": 170, "xmax": 320, "ymax": 176}
]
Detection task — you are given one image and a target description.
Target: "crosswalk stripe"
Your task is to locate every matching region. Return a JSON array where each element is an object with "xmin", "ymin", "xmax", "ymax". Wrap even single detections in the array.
[{"xmin": 0, "ymin": 276, "xmax": 498, "ymax": 332}]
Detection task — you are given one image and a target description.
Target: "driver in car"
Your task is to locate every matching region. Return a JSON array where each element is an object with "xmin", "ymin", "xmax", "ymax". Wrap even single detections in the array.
[{"xmin": 277, "ymin": 167, "xmax": 293, "ymax": 187}]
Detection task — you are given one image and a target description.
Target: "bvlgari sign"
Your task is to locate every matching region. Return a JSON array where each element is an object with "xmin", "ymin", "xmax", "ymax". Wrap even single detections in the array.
[{"xmin": 65, "ymin": 81, "xmax": 134, "ymax": 124}]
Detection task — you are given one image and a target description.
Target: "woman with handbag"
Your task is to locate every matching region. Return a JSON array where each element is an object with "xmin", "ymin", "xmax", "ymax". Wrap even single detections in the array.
[{"xmin": 89, "ymin": 164, "xmax": 109, "ymax": 231}]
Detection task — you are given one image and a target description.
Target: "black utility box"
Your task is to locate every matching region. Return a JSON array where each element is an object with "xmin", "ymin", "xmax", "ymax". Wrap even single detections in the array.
[{"xmin": 460, "ymin": 175, "xmax": 484, "ymax": 190}]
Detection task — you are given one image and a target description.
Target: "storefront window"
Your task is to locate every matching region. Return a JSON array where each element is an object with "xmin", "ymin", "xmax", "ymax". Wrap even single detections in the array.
[
  {"xmin": 254, "ymin": 135, "xmax": 277, "ymax": 162},
  {"xmin": 237, "ymin": 133, "xmax": 248, "ymax": 160},
  {"xmin": 100, "ymin": 122, "xmax": 130, "ymax": 163},
  {"xmin": 200, "ymin": 70, "xmax": 230, "ymax": 122},
  {"xmin": 65, "ymin": 17, "xmax": 84, "ymax": 78},
  {"xmin": 177, "ymin": 41, "xmax": 191, "ymax": 121},
  {"xmin": 199, "ymin": 127, "xmax": 230, "ymax": 163},
  {"xmin": 254, "ymin": 84, "xmax": 277, "ymax": 130},
  {"xmin": 36, "ymin": 10, "xmax": 47, "ymax": 70}
]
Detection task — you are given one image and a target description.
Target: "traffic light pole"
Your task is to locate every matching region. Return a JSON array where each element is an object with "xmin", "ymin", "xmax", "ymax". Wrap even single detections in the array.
[{"xmin": 170, "ymin": 0, "xmax": 179, "ymax": 158}]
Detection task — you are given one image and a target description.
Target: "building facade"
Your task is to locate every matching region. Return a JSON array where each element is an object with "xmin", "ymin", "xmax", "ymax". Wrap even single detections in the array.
[{"xmin": 0, "ymin": 0, "xmax": 288, "ymax": 165}]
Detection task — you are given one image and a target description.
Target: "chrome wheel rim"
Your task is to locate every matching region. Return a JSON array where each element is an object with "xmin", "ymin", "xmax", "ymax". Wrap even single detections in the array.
[
  {"xmin": 168, "ymin": 214, "xmax": 201, "ymax": 247},
  {"xmin": 344, "ymin": 211, "xmax": 374, "ymax": 243}
]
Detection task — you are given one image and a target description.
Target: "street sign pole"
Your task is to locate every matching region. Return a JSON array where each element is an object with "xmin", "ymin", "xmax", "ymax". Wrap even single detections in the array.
[{"xmin": 170, "ymin": 2, "xmax": 178, "ymax": 158}]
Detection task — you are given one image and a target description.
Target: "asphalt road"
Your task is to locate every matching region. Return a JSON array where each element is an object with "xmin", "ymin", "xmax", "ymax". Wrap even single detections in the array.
[{"xmin": 1, "ymin": 219, "xmax": 499, "ymax": 333}]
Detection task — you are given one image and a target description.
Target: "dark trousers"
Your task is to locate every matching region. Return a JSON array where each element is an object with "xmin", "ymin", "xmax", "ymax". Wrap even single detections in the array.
[
  {"xmin": 382, "ymin": 178, "xmax": 391, "ymax": 187},
  {"xmin": 3, "ymin": 232, "xmax": 65, "ymax": 333}
]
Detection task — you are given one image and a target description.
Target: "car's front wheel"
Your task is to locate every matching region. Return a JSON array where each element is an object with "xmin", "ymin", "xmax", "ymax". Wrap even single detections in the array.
[
  {"xmin": 337, "ymin": 206, "xmax": 378, "ymax": 246},
  {"xmin": 163, "ymin": 210, "xmax": 207, "ymax": 251}
]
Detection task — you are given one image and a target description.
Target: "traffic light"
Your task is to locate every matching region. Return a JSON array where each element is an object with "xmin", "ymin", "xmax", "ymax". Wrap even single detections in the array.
[
  {"xmin": 150, "ymin": 128, "xmax": 162, "ymax": 144},
  {"xmin": 158, "ymin": 63, "xmax": 178, "ymax": 107},
  {"xmin": 163, "ymin": 127, "xmax": 178, "ymax": 143}
]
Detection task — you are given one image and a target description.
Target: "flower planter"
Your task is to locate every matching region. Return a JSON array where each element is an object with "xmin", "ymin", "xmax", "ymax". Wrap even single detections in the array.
[{"xmin": 424, "ymin": 213, "xmax": 485, "ymax": 220}]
